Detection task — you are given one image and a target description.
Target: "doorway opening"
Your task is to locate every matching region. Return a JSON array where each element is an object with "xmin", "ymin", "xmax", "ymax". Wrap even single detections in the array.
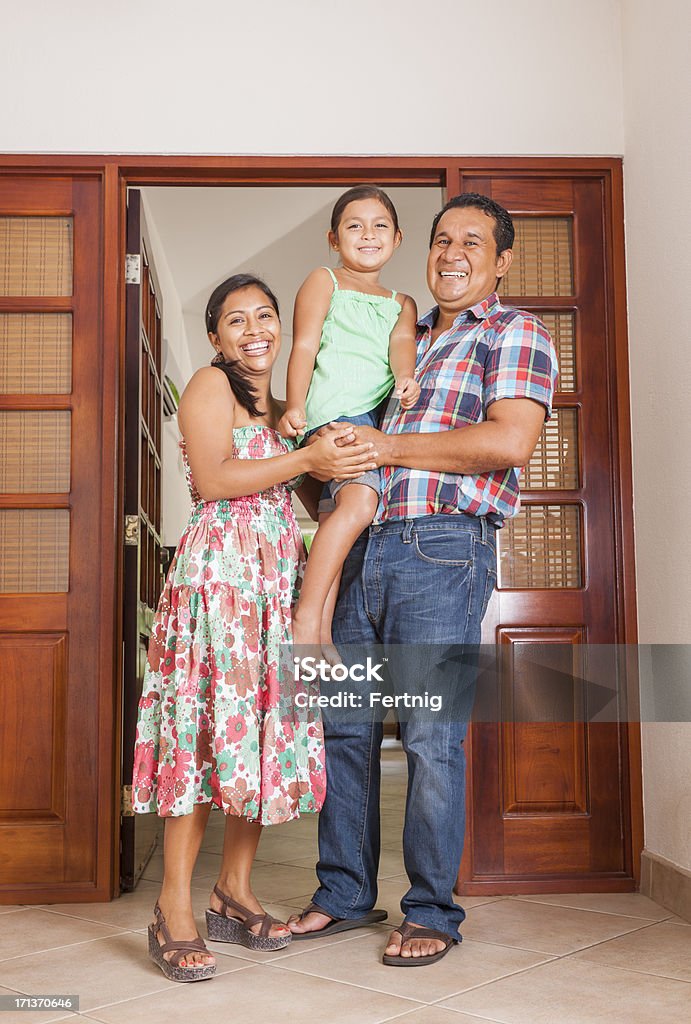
[{"xmin": 120, "ymin": 182, "xmax": 444, "ymax": 890}]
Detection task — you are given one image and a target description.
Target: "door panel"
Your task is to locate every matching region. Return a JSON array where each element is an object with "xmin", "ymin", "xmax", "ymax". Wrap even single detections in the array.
[
  {"xmin": 457, "ymin": 173, "xmax": 635, "ymax": 891},
  {"xmin": 0, "ymin": 176, "xmax": 111, "ymax": 902},
  {"xmin": 120, "ymin": 189, "xmax": 164, "ymax": 891}
]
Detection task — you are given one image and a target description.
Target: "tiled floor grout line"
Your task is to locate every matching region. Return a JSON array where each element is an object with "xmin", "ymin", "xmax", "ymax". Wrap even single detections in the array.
[
  {"xmin": 416, "ymin": 916, "xmax": 688, "ymax": 1007},
  {"xmin": 421, "ymin": 954, "xmax": 560, "ymax": 1006},
  {"xmin": 378, "ymin": 1003, "xmax": 508, "ymax": 1024},
  {"xmin": 558, "ymin": 953, "xmax": 691, "ymax": 985},
  {"xmin": 554, "ymin": 914, "xmax": 676, "ymax": 955},
  {"xmin": 56, "ymin": 961, "xmax": 258, "ymax": 1019},
  {"xmin": 511, "ymin": 894, "xmax": 677, "ymax": 921},
  {"xmin": 256, "ymin": 956, "xmax": 429, "ymax": 1002},
  {"xmin": 15, "ymin": 906, "xmax": 153, "ymax": 928},
  {"xmin": 0, "ymin": 932, "xmax": 143, "ymax": 965},
  {"xmin": 442, "ymin": 911, "xmax": 666, "ymax": 959}
]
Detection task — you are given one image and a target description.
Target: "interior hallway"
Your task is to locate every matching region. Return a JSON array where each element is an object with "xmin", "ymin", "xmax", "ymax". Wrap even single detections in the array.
[{"xmin": 1, "ymin": 749, "xmax": 689, "ymax": 1024}]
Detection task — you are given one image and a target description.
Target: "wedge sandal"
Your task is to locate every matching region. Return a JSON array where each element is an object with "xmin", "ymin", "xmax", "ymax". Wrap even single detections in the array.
[
  {"xmin": 205, "ymin": 885, "xmax": 291, "ymax": 951},
  {"xmin": 290, "ymin": 901, "xmax": 388, "ymax": 941},
  {"xmin": 147, "ymin": 903, "xmax": 216, "ymax": 983},
  {"xmin": 382, "ymin": 921, "xmax": 456, "ymax": 967}
]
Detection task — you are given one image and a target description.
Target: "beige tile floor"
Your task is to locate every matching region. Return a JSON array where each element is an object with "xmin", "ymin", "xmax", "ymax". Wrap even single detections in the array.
[{"xmin": 1, "ymin": 749, "xmax": 689, "ymax": 1024}]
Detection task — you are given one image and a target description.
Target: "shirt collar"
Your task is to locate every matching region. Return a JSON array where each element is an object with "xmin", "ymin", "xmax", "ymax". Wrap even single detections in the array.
[{"xmin": 417, "ymin": 291, "xmax": 502, "ymax": 334}]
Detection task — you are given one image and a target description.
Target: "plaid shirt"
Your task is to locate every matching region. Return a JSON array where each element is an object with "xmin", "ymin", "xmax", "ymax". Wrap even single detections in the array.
[{"xmin": 375, "ymin": 292, "xmax": 558, "ymax": 524}]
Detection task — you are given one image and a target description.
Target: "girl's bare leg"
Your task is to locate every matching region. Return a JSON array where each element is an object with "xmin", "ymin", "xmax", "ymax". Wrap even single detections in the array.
[
  {"xmin": 156, "ymin": 803, "xmax": 215, "ymax": 967},
  {"xmin": 320, "ymin": 569, "xmax": 343, "ymax": 665},
  {"xmin": 209, "ymin": 816, "xmax": 289, "ymax": 937},
  {"xmin": 314, "ymin": 510, "xmax": 344, "ymax": 664},
  {"xmin": 292, "ymin": 484, "xmax": 378, "ymax": 651}
]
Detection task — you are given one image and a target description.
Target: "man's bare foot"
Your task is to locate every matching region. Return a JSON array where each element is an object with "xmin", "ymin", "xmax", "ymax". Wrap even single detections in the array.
[
  {"xmin": 155, "ymin": 899, "xmax": 215, "ymax": 969},
  {"xmin": 209, "ymin": 885, "xmax": 289, "ymax": 939},
  {"xmin": 384, "ymin": 922, "xmax": 447, "ymax": 959},
  {"xmin": 287, "ymin": 908, "xmax": 334, "ymax": 936}
]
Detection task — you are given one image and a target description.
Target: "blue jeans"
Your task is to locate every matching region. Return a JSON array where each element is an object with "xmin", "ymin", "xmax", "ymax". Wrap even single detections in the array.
[{"xmin": 311, "ymin": 514, "xmax": 497, "ymax": 941}]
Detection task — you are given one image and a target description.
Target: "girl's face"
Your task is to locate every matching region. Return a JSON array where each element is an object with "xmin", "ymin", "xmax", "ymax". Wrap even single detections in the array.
[
  {"xmin": 208, "ymin": 285, "xmax": 281, "ymax": 376},
  {"xmin": 329, "ymin": 198, "xmax": 401, "ymax": 273}
]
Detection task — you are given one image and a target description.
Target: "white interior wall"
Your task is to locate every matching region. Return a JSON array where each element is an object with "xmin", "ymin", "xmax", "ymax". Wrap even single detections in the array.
[
  {"xmin": 2, "ymin": 1, "xmax": 624, "ymax": 156},
  {"xmin": 621, "ymin": 0, "xmax": 691, "ymax": 873},
  {"xmin": 139, "ymin": 194, "xmax": 195, "ymax": 544}
]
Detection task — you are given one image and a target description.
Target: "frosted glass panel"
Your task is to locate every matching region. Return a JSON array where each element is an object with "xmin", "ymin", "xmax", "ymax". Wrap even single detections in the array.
[
  {"xmin": 0, "ymin": 411, "xmax": 71, "ymax": 492},
  {"xmin": 0, "ymin": 509, "xmax": 69, "ymax": 592},
  {"xmin": 0, "ymin": 313, "xmax": 72, "ymax": 393},
  {"xmin": 0, "ymin": 217, "xmax": 73, "ymax": 296},
  {"xmin": 540, "ymin": 312, "xmax": 576, "ymax": 392},
  {"xmin": 498, "ymin": 504, "xmax": 581, "ymax": 589},
  {"xmin": 523, "ymin": 409, "xmax": 578, "ymax": 491},
  {"xmin": 499, "ymin": 217, "xmax": 573, "ymax": 296}
]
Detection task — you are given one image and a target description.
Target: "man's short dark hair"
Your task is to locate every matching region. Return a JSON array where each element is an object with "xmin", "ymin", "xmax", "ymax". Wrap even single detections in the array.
[{"xmin": 429, "ymin": 193, "xmax": 515, "ymax": 254}]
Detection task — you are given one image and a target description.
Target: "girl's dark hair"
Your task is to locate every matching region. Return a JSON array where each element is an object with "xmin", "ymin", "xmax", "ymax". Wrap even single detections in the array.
[
  {"xmin": 204, "ymin": 273, "xmax": 280, "ymax": 418},
  {"xmin": 330, "ymin": 185, "xmax": 400, "ymax": 237}
]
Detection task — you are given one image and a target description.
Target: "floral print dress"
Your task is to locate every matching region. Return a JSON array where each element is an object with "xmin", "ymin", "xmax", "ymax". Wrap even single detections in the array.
[{"xmin": 132, "ymin": 426, "xmax": 326, "ymax": 825}]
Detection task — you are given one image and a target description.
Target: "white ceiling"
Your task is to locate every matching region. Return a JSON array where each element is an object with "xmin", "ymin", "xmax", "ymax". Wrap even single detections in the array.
[{"xmin": 142, "ymin": 184, "xmax": 444, "ymax": 384}]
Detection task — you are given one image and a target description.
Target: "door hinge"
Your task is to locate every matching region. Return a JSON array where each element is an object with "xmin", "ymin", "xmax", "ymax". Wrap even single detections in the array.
[
  {"xmin": 124, "ymin": 514, "xmax": 140, "ymax": 546},
  {"xmin": 125, "ymin": 254, "xmax": 141, "ymax": 285},
  {"xmin": 121, "ymin": 784, "xmax": 134, "ymax": 817}
]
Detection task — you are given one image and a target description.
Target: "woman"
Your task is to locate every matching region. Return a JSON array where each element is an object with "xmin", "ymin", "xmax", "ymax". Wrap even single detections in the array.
[{"xmin": 131, "ymin": 273, "xmax": 377, "ymax": 982}]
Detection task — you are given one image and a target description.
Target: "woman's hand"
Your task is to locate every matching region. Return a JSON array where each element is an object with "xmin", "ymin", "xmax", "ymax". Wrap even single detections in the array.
[{"xmin": 306, "ymin": 425, "xmax": 378, "ymax": 481}]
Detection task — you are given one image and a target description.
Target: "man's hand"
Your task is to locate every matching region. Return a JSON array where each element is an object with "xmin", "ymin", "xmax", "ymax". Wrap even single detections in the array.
[
  {"xmin": 349, "ymin": 425, "xmax": 394, "ymax": 467},
  {"xmin": 394, "ymin": 376, "xmax": 421, "ymax": 410},
  {"xmin": 278, "ymin": 407, "xmax": 307, "ymax": 439}
]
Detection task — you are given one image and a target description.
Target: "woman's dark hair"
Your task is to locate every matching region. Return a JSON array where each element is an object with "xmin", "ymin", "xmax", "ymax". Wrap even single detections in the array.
[
  {"xmin": 429, "ymin": 193, "xmax": 515, "ymax": 254},
  {"xmin": 330, "ymin": 185, "xmax": 400, "ymax": 237},
  {"xmin": 204, "ymin": 273, "xmax": 280, "ymax": 418}
]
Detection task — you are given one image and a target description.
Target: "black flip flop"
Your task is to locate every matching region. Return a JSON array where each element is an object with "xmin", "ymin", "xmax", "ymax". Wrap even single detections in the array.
[
  {"xmin": 290, "ymin": 902, "xmax": 388, "ymax": 941},
  {"xmin": 382, "ymin": 922, "xmax": 456, "ymax": 966}
]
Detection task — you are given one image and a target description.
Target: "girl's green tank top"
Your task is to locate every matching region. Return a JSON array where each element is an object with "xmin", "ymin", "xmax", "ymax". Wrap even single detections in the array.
[{"xmin": 304, "ymin": 267, "xmax": 402, "ymax": 431}]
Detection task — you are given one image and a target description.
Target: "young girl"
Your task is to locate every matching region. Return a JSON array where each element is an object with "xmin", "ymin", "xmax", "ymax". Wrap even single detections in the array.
[
  {"xmin": 132, "ymin": 274, "xmax": 377, "ymax": 982},
  {"xmin": 279, "ymin": 185, "xmax": 420, "ymax": 655}
]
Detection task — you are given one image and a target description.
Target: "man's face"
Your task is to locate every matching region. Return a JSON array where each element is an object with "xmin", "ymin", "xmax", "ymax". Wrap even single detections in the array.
[{"xmin": 426, "ymin": 206, "xmax": 513, "ymax": 315}]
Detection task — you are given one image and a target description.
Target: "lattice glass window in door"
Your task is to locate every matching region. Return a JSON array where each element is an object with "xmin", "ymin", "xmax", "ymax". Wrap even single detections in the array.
[
  {"xmin": 0, "ymin": 509, "xmax": 70, "ymax": 592},
  {"xmin": 0, "ymin": 411, "xmax": 71, "ymax": 492},
  {"xmin": 523, "ymin": 409, "xmax": 579, "ymax": 491},
  {"xmin": 498, "ymin": 504, "xmax": 582, "ymax": 589},
  {"xmin": 498, "ymin": 217, "xmax": 573, "ymax": 296},
  {"xmin": 0, "ymin": 313, "xmax": 72, "ymax": 394},
  {"xmin": 0, "ymin": 217, "xmax": 73, "ymax": 296}
]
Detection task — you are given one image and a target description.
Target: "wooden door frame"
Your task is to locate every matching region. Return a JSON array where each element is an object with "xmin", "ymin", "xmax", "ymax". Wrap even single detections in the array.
[{"xmin": 0, "ymin": 155, "xmax": 641, "ymax": 897}]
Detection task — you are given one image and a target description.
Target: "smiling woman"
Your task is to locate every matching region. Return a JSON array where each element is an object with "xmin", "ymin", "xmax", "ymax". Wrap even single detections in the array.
[{"xmin": 129, "ymin": 272, "xmax": 378, "ymax": 982}]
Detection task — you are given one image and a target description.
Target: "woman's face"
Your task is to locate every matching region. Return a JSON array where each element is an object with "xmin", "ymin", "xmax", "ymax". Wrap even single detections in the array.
[{"xmin": 209, "ymin": 285, "xmax": 281, "ymax": 375}]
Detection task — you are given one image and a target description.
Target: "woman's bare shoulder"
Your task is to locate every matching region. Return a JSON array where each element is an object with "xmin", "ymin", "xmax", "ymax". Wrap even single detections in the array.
[{"xmin": 179, "ymin": 366, "xmax": 234, "ymax": 432}]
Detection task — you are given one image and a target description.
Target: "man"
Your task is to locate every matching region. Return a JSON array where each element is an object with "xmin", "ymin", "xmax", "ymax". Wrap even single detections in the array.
[{"xmin": 289, "ymin": 193, "xmax": 558, "ymax": 964}]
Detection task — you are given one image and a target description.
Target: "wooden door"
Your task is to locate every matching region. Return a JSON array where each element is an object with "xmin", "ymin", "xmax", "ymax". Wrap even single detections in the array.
[
  {"xmin": 0, "ymin": 175, "xmax": 114, "ymax": 902},
  {"xmin": 120, "ymin": 189, "xmax": 164, "ymax": 891},
  {"xmin": 457, "ymin": 172, "xmax": 637, "ymax": 892}
]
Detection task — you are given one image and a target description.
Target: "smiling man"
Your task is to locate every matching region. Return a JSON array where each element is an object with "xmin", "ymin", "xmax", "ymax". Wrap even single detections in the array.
[{"xmin": 289, "ymin": 193, "xmax": 558, "ymax": 966}]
